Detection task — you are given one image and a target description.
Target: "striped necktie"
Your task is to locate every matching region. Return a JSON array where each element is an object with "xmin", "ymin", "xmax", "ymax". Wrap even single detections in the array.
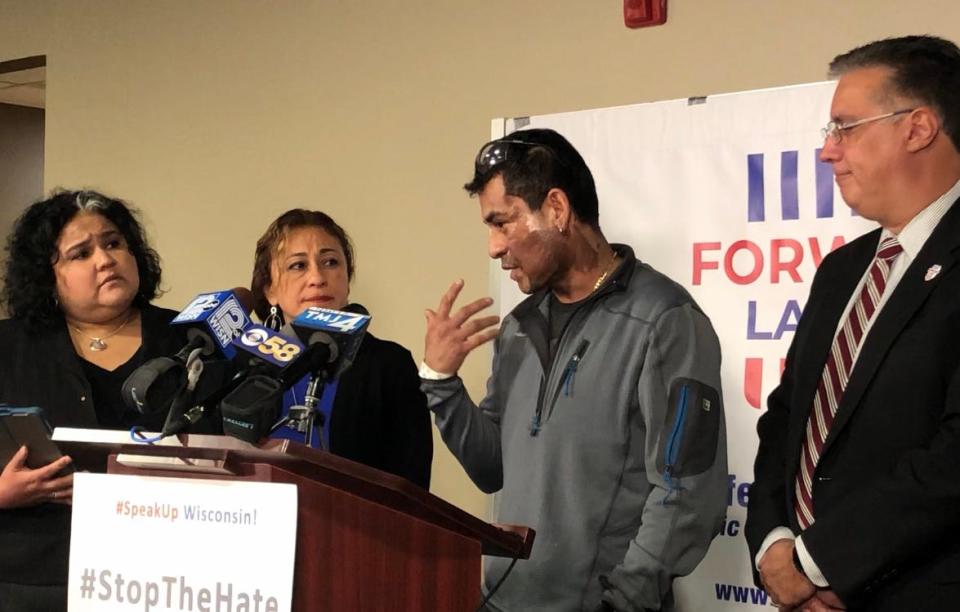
[{"xmin": 794, "ymin": 236, "xmax": 903, "ymax": 529}]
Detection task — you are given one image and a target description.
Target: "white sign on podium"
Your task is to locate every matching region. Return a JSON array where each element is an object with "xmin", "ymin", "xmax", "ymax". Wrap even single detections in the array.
[{"xmin": 68, "ymin": 473, "xmax": 297, "ymax": 612}]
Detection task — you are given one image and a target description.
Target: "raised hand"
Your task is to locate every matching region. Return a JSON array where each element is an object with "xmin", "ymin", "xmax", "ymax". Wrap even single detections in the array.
[{"xmin": 424, "ymin": 280, "xmax": 500, "ymax": 375}]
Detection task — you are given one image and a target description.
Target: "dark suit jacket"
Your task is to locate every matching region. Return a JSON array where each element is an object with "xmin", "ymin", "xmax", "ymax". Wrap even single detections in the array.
[
  {"xmin": 0, "ymin": 305, "xmax": 186, "ymax": 588},
  {"xmin": 746, "ymin": 199, "xmax": 960, "ymax": 610}
]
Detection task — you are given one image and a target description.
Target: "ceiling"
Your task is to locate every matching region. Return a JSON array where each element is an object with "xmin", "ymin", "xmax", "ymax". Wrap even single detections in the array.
[{"xmin": 0, "ymin": 66, "xmax": 46, "ymax": 108}]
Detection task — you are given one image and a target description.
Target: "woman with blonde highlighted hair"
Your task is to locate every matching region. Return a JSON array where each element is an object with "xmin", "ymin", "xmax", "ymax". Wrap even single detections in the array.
[{"xmin": 250, "ymin": 209, "xmax": 432, "ymax": 489}]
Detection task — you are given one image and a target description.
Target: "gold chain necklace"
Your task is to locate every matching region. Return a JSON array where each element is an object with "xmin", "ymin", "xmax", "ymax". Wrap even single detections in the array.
[
  {"xmin": 593, "ymin": 254, "xmax": 620, "ymax": 292},
  {"xmin": 70, "ymin": 312, "xmax": 134, "ymax": 352}
]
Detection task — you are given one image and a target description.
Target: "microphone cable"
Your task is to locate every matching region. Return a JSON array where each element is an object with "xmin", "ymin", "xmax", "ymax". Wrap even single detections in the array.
[{"xmin": 476, "ymin": 551, "xmax": 521, "ymax": 611}]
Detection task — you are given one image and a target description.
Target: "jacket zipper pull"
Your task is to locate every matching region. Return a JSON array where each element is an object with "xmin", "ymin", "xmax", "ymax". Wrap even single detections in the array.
[{"xmin": 562, "ymin": 340, "xmax": 590, "ymax": 397}]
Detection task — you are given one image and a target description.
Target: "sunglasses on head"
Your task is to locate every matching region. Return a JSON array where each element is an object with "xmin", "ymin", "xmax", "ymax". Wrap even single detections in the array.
[{"xmin": 474, "ymin": 139, "xmax": 554, "ymax": 175}]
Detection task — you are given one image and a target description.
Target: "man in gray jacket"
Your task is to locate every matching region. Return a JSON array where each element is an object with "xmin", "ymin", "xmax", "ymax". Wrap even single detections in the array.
[{"xmin": 421, "ymin": 128, "xmax": 727, "ymax": 611}]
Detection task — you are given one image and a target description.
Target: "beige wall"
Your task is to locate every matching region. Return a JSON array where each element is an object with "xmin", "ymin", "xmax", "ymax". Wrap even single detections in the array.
[
  {"xmin": 1, "ymin": 0, "xmax": 958, "ymax": 518},
  {"xmin": 0, "ymin": 102, "xmax": 44, "ymax": 302}
]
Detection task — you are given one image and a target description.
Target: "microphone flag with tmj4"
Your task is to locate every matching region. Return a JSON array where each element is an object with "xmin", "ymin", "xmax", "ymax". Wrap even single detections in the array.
[{"xmin": 290, "ymin": 305, "xmax": 371, "ymax": 380}]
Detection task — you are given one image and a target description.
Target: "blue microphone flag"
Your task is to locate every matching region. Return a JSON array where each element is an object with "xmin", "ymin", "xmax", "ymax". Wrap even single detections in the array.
[{"xmin": 171, "ymin": 290, "xmax": 252, "ymax": 359}]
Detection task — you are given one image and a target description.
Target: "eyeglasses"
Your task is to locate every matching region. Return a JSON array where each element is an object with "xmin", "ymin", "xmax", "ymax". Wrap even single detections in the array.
[
  {"xmin": 474, "ymin": 139, "xmax": 549, "ymax": 174},
  {"xmin": 821, "ymin": 109, "xmax": 915, "ymax": 143}
]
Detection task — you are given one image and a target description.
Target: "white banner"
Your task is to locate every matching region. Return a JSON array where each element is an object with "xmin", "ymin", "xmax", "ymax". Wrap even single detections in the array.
[
  {"xmin": 493, "ymin": 82, "xmax": 876, "ymax": 610},
  {"xmin": 68, "ymin": 473, "xmax": 297, "ymax": 612}
]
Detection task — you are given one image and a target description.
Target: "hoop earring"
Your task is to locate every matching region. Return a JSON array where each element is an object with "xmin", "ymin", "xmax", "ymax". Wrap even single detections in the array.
[{"xmin": 264, "ymin": 305, "xmax": 284, "ymax": 331}]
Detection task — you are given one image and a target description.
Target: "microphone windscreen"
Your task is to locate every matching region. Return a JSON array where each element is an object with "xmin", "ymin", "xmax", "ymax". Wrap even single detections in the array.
[
  {"xmin": 344, "ymin": 302, "xmax": 369, "ymax": 316},
  {"xmin": 220, "ymin": 375, "xmax": 282, "ymax": 443},
  {"xmin": 290, "ymin": 306, "xmax": 371, "ymax": 380},
  {"xmin": 275, "ymin": 340, "xmax": 335, "ymax": 388},
  {"xmin": 185, "ymin": 327, "xmax": 217, "ymax": 358},
  {"xmin": 171, "ymin": 289, "xmax": 253, "ymax": 360},
  {"xmin": 121, "ymin": 357, "xmax": 186, "ymax": 414},
  {"xmin": 232, "ymin": 287, "xmax": 255, "ymax": 315}
]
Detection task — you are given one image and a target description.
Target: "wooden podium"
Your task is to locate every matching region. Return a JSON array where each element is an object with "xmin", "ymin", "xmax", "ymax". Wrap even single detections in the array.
[{"xmin": 55, "ymin": 432, "xmax": 534, "ymax": 612}]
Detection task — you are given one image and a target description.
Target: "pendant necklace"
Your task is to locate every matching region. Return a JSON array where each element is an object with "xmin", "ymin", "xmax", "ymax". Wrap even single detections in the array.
[{"xmin": 70, "ymin": 312, "xmax": 134, "ymax": 352}]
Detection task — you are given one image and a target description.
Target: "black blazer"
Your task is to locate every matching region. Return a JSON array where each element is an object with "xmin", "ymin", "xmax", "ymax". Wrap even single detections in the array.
[
  {"xmin": 746, "ymin": 199, "xmax": 960, "ymax": 610},
  {"xmin": 326, "ymin": 333, "xmax": 432, "ymax": 490},
  {"xmin": 0, "ymin": 304, "xmax": 185, "ymax": 587}
]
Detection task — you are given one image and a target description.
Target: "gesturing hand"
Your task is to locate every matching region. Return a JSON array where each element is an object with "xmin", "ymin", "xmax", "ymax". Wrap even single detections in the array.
[
  {"xmin": 0, "ymin": 446, "xmax": 74, "ymax": 509},
  {"xmin": 424, "ymin": 280, "xmax": 500, "ymax": 375}
]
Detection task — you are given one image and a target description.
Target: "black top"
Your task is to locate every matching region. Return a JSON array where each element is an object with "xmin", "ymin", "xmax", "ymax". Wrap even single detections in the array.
[
  {"xmin": 547, "ymin": 293, "xmax": 587, "ymax": 360},
  {"xmin": 326, "ymin": 332, "xmax": 433, "ymax": 489},
  {"xmin": 0, "ymin": 304, "xmax": 186, "ymax": 587},
  {"xmin": 80, "ymin": 345, "xmax": 147, "ymax": 428}
]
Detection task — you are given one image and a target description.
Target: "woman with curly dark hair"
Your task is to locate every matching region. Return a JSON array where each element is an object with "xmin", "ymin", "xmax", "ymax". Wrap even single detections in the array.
[{"xmin": 0, "ymin": 189, "xmax": 183, "ymax": 611}]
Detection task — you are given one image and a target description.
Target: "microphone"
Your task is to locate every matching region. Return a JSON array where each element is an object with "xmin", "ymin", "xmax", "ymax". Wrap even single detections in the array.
[
  {"xmin": 123, "ymin": 288, "xmax": 253, "ymax": 414},
  {"xmin": 216, "ymin": 325, "xmax": 304, "ymax": 442},
  {"xmin": 169, "ymin": 288, "xmax": 254, "ymax": 360},
  {"xmin": 343, "ymin": 302, "xmax": 369, "ymax": 316},
  {"xmin": 181, "ymin": 323, "xmax": 305, "ymax": 440},
  {"xmin": 289, "ymin": 304, "xmax": 371, "ymax": 380},
  {"xmin": 121, "ymin": 288, "xmax": 253, "ymax": 437},
  {"xmin": 218, "ymin": 374, "xmax": 282, "ymax": 443},
  {"xmin": 121, "ymin": 357, "xmax": 184, "ymax": 416},
  {"xmin": 219, "ymin": 330, "xmax": 335, "ymax": 443},
  {"xmin": 286, "ymin": 304, "xmax": 371, "ymax": 448},
  {"xmin": 232, "ymin": 324, "xmax": 305, "ymax": 374},
  {"xmin": 218, "ymin": 305, "xmax": 368, "ymax": 444}
]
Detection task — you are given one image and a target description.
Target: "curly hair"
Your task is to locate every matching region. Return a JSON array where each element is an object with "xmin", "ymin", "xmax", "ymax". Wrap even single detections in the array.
[
  {"xmin": 2, "ymin": 189, "xmax": 163, "ymax": 331},
  {"xmin": 250, "ymin": 209, "xmax": 355, "ymax": 321}
]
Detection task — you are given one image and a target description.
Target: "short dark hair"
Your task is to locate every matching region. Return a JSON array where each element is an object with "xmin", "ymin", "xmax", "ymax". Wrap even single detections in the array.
[
  {"xmin": 830, "ymin": 35, "xmax": 960, "ymax": 150},
  {"xmin": 250, "ymin": 209, "xmax": 355, "ymax": 321},
  {"xmin": 464, "ymin": 128, "xmax": 600, "ymax": 228},
  {"xmin": 2, "ymin": 189, "xmax": 163, "ymax": 331}
]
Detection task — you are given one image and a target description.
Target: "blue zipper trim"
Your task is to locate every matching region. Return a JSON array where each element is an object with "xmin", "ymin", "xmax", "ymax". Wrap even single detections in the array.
[
  {"xmin": 530, "ymin": 339, "xmax": 589, "ymax": 436},
  {"xmin": 562, "ymin": 362, "xmax": 575, "ymax": 396},
  {"xmin": 562, "ymin": 341, "xmax": 588, "ymax": 397},
  {"xmin": 662, "ymin": 385, "xmax": 689, "ymax": 505}
]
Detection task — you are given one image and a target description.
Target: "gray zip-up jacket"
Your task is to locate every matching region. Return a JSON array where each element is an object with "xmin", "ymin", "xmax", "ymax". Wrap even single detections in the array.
[{"xmin": 423, "ymin": 246, "xmax": 727, "ymax": 612}]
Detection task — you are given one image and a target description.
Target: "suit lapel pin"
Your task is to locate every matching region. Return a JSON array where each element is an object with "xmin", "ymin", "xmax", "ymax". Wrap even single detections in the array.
[{"xmin": 924, "ymin": 264, "xmax": 942, "ymax": 281}]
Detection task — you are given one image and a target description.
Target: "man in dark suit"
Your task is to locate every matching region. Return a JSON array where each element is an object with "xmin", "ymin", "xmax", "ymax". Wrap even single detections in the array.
[{"xmin": 746, "ymin": 35, "xmax": 960, "ymax": 611}]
